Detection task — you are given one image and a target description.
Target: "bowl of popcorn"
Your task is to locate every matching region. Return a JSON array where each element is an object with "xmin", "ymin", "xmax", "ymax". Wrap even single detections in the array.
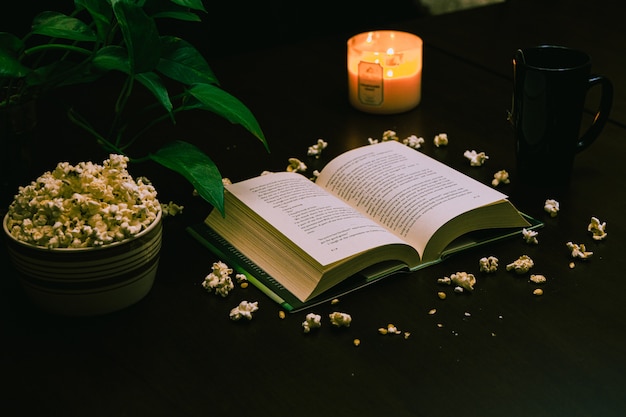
[{"xmin": 2, "ymin": 154, "xmax": 162, "ymax": 316}]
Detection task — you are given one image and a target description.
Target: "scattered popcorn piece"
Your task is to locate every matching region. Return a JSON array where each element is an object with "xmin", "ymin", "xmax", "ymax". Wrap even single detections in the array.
[
  {"xmin": 329, "ymin": 312, "xmax": 352, "ymax": 327},
  {"xmin": 229, "ymin": 301, "xmax": 259, "ymax": 321},
  {"xmin": 506, "ymin": 255, "xmax": 534, "ymax": 274},
  {"xmin": 302, "ymin": 313, "xmax": 322, "ymax": 333},
  {"xmin": 403, "ymin": 332, "xmax": 411, "ymax": 340},
  {"xmin": 479, "ymin": 256, "xmax": 499, "ymax": 273},
  {"xmin": 260, "ymin": 170, "xmax": 274, "ymax": 176},
  {"xmin": 433, "ymin": 133, "xmax": 449, "ymax": 147},
  {"xmin": 453, "ymin": 286, "xmax": 464, "ymax": 293},
  {"xmin": 235, "ymin": 273, "xmax": 247, "ymax": 283},
  {"xmin": 566, "ymin": 241, "xmax": 593, "ymax": 259},
  {"xmin": 428, "ymin": 308, "xmax": 437, "ymax": 315},
  {"xmin": 221, "ymin": 177, "xmax": 232, "ymax": 186},
  {"xmin": 278, "ymin": 310, "xmax": 286, "ymax": 319},
  {"xmin": 382, "ymin": 130, "xmax": 399, "ymax": 141},
  {"xmin": 491, "ymin": 170, "xmax": 510, "ymax": 187},
  {"xmin": 307, "ymin": 139, "xmax": 328, "ymax": 158},
  {"xmin": 310, "ymin": 170, "xmax": 321, "ymax": 182},
  {"xmin": 202, "ymin": 271, "xmax": 234, "ymax": 297},
  {"xmin": 463, "ymin": 150, "xmax": 489, "ymax": 166},
  {"xmin": 330, "ymin": 298, "xmax": 340, "ymax": 305},
  {"xmin": 378, "ymin": 323, "xmax": 402, "ymax": 335},
  {"xmin": 569, "ymin": 262, "xmax": 576, "ymax": 269},
  {"xmin": 437, "ymin": 276, "xmax": 452, "ymax": 285},
  {"xmin": 437, "ymin": 291, "xmax": 447, "ymax": 300},
  {"xmin": 239, "ymin": 282, "xmax": 249, "ymax": 289},
  {"xmin": 588, "ymin": 217, "xmax": 607, "ymax": 241},
  {"xmin": 533, "ymin": 288, "xmax": 544, "ymax": 296},
  {"xmin": 530, "ymin": 274, "xmax": 547, "ymax": 284},
  {"xmin": 544, "ymin": 199, "xmax": 560, "ymax": 217},
  {"xmin": 450, "ymin": 271, "xmax": 476, "ymax": 292},
  {"xmin": 522, "ymin": 228, "xmax": 539, "ymax": 244},
  {"xmin": 212, "ymin": 261, "xmax": 232, "ymax": 276},
  {"xmin": 367, "ymin": 137, "xmax": 379, "ymax": 145},
  {"xmin": 353, "ymin": 338, "xmax": 361, "ymax": 347},
  {"xmin": 464, "ymin": 312, "xmax": 471, "ymax": 317},
  {"xmin": 160, "ymin": 201, "xmax": 184, "ymax": 217},
  {"xmin": 403, "ymin": 135, "xmax": 425, "ymax": 149},
  {"xmin": 286, "ymin": 157, "xmax": 307, "ymax": 173}
]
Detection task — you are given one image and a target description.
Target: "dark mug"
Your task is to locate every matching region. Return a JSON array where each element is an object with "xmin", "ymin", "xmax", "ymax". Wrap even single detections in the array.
[{"xmin": 510, "ymin": 45, "xmax": 613, "ymax": 187}]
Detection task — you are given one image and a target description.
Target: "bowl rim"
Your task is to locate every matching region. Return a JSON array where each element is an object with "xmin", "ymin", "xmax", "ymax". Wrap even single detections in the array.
[{"xmin": 3, "ymin": 207, "xmax": 162, "ymax": 252}]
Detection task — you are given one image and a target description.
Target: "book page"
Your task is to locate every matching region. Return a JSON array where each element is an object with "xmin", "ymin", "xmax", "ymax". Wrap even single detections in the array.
[
  {"xmin": 315, "ymin": 141, "xmax": 509, "ymax": 255},
  {"xmin": 224, "ymin": 172, "xmax": 410, "ymax": 266}
]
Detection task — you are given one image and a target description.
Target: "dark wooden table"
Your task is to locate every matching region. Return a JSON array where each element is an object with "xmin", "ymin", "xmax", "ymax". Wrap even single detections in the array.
[{"xmin": 2, "ymin": 1, "xmax": 625, "ymax": 416}]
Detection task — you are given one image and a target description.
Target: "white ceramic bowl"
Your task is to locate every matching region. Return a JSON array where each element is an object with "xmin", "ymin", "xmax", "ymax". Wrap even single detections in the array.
[{"xmin": 3, "ymin": 210, "xmax": 162, "ymax": 316}]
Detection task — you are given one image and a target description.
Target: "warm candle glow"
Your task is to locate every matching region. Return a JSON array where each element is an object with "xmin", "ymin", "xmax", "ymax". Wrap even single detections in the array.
[{"xmin": 347, "ymin": 31, "xmax": 423, "ymax": 114}]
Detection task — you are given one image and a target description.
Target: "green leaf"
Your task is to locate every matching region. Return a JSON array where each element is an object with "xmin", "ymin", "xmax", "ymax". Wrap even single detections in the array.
[
  {"xmin": 150, "ymin": 140, "xmax": 225, "ymax": 214},
  {"xmin": 75, "ymin": 0, "xmax": 114, "ymax": 42},
  {"xmin": 186, "ymin": 84, "xmax": 269, "ymax": 151},
  {"xmin": 0, "ymin": 49, "xmax": 30, "ymax": 78},
  {"xmin": 112, "ymin": 0, "xmax": 161, "ymax": 73},
  {"xmin": 92, "ymin": 46, "xmax": 129, "ymax": 73},
  {"xmin": 31, "ymin": 12, "xmax": 97, "ymax": 42},
  {"xmin": 157, "ymin": 36, "xmax": 217, "ymax": 85},
  {"xmin": 93, "ymin": 46, "xmax": 173, "ymax": 114},
  {"xmin": 169, "ymin": 0, "xmax": 207, "ymax": 12},
  {"xmin": 136, "ymin": 72, "xmax": 174, "ymax": 114},
  {"xmin": 0, "ymin": 32, "xmax": 24, "ymax": 55}
]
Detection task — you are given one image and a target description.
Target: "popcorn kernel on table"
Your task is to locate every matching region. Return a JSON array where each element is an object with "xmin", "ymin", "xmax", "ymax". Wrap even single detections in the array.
[
  {"xmin": 533, "ymin": 288, "xmax": 544, "ymax": 296},
  {"xmin": 437, "ymin": 291, "xmax": 447, "ymax": 300}
]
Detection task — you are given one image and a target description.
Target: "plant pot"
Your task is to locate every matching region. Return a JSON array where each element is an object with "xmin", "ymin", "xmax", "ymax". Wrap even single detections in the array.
[{"xmin": 3, "ymin": 209, "xmax": 162, "ymax": 316}]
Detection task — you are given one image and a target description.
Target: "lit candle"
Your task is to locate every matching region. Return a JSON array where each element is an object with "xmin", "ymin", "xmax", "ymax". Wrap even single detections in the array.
[{"xmin": 347, "ymin": 31, "xmax": 423, "ymax": 114}]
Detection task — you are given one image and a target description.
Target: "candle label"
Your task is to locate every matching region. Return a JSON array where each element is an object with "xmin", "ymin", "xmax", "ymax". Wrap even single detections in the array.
[{"xmin": 357, "ymin": 61, "xmax": 383, "ymax": 106}]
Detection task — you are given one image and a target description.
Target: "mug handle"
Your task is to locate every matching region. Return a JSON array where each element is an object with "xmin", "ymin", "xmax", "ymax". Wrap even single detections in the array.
[{"xmin": 577, "ymin": 75, "xmax": 613, "ymax": 152}]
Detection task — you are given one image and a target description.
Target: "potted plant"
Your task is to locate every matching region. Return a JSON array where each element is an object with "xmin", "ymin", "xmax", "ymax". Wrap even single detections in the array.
[{"xmin": 0, "ymin": 0, "xmax": 268, "ymax": 215}]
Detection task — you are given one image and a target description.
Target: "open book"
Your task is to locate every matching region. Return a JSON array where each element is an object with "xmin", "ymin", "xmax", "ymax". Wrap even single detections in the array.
[{"xmin": 188, "ymin": 141, "xmax": 541, "ymax": 311}]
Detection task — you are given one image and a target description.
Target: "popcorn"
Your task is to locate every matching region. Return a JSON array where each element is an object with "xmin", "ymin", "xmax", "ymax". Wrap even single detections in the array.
[
  {"xmin": 544, "ymin": 199, "xmax": 560, "ymax": 217},
  {"xmin": 588, "ymin": 217, "xmax": 607, "ymax": 241},
  {"xmin": 222, "ymin": 177, "xmax": 232, "ymax": 185},
  {"xmin": 367, "ymin": 137, "xmax": 379, "ymax": 145},
  {"xmin": 160, "ymin": 201, "xmax": 184, "ymax": 217},
  {"xmin": 530, "ymin": 274, "xmax": 547, "ymax": 284},
  {"xmin": 522, "ymin": 228, "xmax": 539, "ymax": 244},
  {"xmin": 479, "ymin": 256, "xmax": 499, "ymax": 273},
  {"xmin": 302, "ymin": 313, "xmax": 322, "ymax": 333},
  {"xmin": 378, "ymin": 323, "xmax": 402, "ymax": 335},
  {"xmin": 402, "ymin": 135, "xmax": 425, "ymax": 149},
  {"xmin": 202, "ymin": 272, "xmax": 234, "ymax": 297},
  {"xmin": 450, "ymin": 272, "xmax": 476, "ymax": 292},
  {"xmin": 307, "ymin": 139, "xmax": 328, "ymax": 158},
  {"xmin": 229, "ymin": 301, "xmax": 259, "ymax": 321},
  {"xmin": 463, "ymin": 150, "xmax": 489, "ymax": 166},
  {"xmin": 491, "ymin": 170, "xmax": 510, "ymax": 187},
  {"xmin": 286, "ymin": 158, "xmax": 307, "ymax": 173},
  {"xmin": 506, "ymin": 255, "xmax": 534, "ymax": 274},
  {"xmin": 566, "ymin": 241, "xmax": 593, "ymax": 259},
  {"xmin": 433, "ymin": 133, "xmax": 449, "ymax": 147},
  {"xmin": 5, "ymin": 155, "xmax": 159, "ymax": 248},
  {"xmin": 201, "ymin": 261, "xmax": 235, "ymax": 297},
  {"xmin": 382, "ymin": 130, "xmax": 399, "ymax": 141},
  {"xmin": 329, "ymin": 312, "xmax": 352, "ymax": 327}
]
